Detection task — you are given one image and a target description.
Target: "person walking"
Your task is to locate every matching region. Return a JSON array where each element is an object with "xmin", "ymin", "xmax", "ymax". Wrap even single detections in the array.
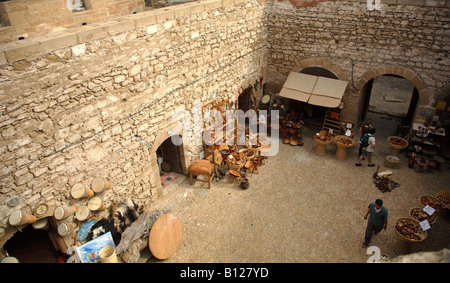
[
  {"xmin": 358, "ymin": 119, "xmax": 373, "ymax": 159},
  {"xmin": 355, "ymin": 127, "xmax": 376, "ymax": 167},
  {"xmin": 362, "ymin": 199, "xmax": 388, "ymax": 248}
]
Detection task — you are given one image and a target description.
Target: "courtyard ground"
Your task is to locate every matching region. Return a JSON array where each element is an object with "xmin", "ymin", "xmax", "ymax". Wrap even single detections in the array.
[{"xmin": 139, "ymin": 114, "xmax": 450, "ymax": 263}]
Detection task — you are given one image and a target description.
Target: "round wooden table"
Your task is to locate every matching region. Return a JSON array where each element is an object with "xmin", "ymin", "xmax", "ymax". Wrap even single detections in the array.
[{"xmin": 149, "ymin": 214, "xmax": 183, "ymax": 260}]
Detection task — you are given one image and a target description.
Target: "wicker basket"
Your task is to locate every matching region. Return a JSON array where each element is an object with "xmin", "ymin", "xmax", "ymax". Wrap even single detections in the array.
[
  {"xmin": 409, "ymin": 207, "xmax": 437, "ymax": 225},
  {"xmin": 387, "ymin": 136, "xmax": 408, "ymax": 149},
  {"xmin": 313, "ymin": 135, "xmax": 333, "ymax": 145},
  {"xmin": 226, "ymin": 152, "xmax": 245, "ymax": 171},
  {"xmin": 394, "ymin": 217, "xmax": 427, "ymax": 244},
  {"xmin": 333, "ymin": 135, "xmax": 355, "ymax": 149},
  {"xmin": 419, "ymin": 195, "xmax": 446, "ymax": 211},
  {"xmin": 239, "ymin": 148, "xmax": 255, "ymax": 161},
  {"xmin": 437, "ymin": 190, "xmax": 450, "ymax": 205}
]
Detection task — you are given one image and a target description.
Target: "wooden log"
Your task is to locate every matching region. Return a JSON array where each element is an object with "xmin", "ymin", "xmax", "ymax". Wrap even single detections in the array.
[{"xmin": 115, "ymin": 209, "xmax": 168, "ymax": 256}]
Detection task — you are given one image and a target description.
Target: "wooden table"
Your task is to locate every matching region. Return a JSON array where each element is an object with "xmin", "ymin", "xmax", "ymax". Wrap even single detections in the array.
[
  {"xmin": 149, "ymin": 214, "xmax": 183, "ymax": 260},
  {"xmin": 190, "ymin": 159, "xmax": 215, "ymax": 189}
]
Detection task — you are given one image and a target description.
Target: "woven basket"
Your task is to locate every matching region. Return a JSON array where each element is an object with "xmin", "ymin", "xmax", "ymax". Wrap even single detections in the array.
[
  {"xmin": 437, "ymin": 190, "xmax": 450, "ymax": 205},
  {"xmin": 314, "ymin": 135, "xmax": 333, "ymax": 145},
  {"xmin": 239, "ymin": 148, "xmax": 255, "ymax": 161},
  {"xmin": 387, "ymin": 136, "xmax": 408, "ymax": 149},
  {"xmin": 419, "ymin": 195, "xmax": 446, "ymax": 211},
  {"xmin": 394, "ymin": 217, "xmax": 427, "ymax": 243},
  {"xmin": 226, "ymin": 152, "xmax": 245, "ymax": 171},
  {"xmin": 333, "ymin": 135, "xmax": 355, "ymax": 149},
  {"xmin": 409, "ymin": 207, "xmax": 437, "ymax": 225}
]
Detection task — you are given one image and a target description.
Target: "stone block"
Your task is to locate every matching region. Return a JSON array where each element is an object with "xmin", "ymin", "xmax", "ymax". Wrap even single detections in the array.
[
  {"xmin": 155, "ymin": 8, "xmax": 175, "ymax": 22},
  {"xmin": 133, "ymin": 12, "xmax": 157, "ymax": 28},
  {"xmin": 397, "ymin": 0, "xmax": 425, "ymax": 5},
  {"xmin": 37, "ymin": 31, "xmax": 78, "ymax": 53},
  {"xmin": 0, "ymin": 49, "xmax": 7, "ymax": 65},
  {"xmin": 107, "ymin": 18, "xmax": 136, "ymax": 35},
  {"xmin": 77, "ymin": 24, "xmax": 109, "ymax": 43},
  {"xmin": 203, "ymin": 0, "xmax": 223, "ymax": 11},
  {"xmin": 3, "ymin": 39, "xmax": 41, "ymax": 63}
]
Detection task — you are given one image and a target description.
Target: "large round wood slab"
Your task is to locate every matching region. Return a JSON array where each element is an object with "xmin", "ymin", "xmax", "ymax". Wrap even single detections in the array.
[{"xmin": 149, "ymin": 214, "xmax": 183, "ymax": 260}]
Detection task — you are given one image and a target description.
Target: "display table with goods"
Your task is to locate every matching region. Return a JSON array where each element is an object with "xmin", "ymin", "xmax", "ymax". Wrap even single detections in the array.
[
  {"xmin": 333, "ymin": 135, "xmax": 354, "ymax": 161},
  {"xmin": 314, "ymin": 130, "xmax": 333, "ymax": 156}
]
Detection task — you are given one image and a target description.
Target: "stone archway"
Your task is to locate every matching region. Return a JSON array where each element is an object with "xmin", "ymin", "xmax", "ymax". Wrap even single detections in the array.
[
  {"xmin": 354, "ymin": 65, "xmax": 430, "ymax": 126},
  {"xmin": 355, "ymin": 65, "xmax": 430, "ymax": 106},
  {"xmin": 290, "ymin": 57, "xmax": 349, "ymax": 81},
  {"xmin": 148, "ymin": 122, "xmax": 190, "ymax": 198}
]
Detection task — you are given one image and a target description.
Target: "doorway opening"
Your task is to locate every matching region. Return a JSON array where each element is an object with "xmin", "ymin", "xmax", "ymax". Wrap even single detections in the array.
[
  {"xmin": 238, "ymin": 86, "xmax": 255, "ymax": 113},
  {"xmin": 357, "ymin": 75, "xmax": 419, "ymax": 140},
  {"xmin": 2, "ymin": 221, "xmax": 60, "ymax": 263},
  {"xmin": 157, "ymin": 135, "xmax": 183, "ymax": 189}
]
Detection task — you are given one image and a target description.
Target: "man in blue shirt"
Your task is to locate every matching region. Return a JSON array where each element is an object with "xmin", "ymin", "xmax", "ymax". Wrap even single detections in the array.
[{"xmin": 362, "ymin": 199, "xmax": 388, "ymax": 248}]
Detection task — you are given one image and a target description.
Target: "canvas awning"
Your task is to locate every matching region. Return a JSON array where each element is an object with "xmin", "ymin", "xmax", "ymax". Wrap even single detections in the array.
[{"xmin": 279, "ymin": 72, "xmax": 348, "ymax": 108}]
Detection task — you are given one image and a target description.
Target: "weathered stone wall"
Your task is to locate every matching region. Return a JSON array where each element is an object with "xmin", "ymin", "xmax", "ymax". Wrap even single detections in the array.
[
  {"xmin": 0, "ymin": 0, "xmax": 145, "ymax": 44},
  {"xmin": 265, "ymin": 0, "xmax": 450, "ymax": 123},
  {"xmin": 0, "ymin": 0, "xmax": 267, "ymax": 231}
]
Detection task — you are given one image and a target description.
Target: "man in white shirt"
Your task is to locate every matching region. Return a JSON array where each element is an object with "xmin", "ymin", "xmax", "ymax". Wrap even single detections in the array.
[{"xmin": 356, "ymin": 128, "xmax": 376, "ymax": 167}]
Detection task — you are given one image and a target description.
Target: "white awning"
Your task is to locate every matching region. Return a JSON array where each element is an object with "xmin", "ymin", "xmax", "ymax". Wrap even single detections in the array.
[{"xmin": 279, "ymin": 72, "xmax": 348, "ymax": 108}]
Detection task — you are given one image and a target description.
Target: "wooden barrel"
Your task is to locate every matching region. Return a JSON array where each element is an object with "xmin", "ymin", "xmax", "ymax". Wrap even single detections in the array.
[
  {"xmin": 71, "ymin": 183, "xmax": 94, "ymax": 199},
  {"xmin": 99, "ymin": 246, "xmax": 118, "ymax": 263},
  {"xmin": 91, "ymin": 177, "xmax": 112, "ymax": 193},
  {"xmin": 8, "ymin": 210, "xmax": 37, "ymax": 226},
  {"xmin": 87, "ymin": 196, "xmax": 105, "ymax": 211},
  {"xmin": 57, "ymin": 222, "xmax": 77, "ymax": 236},
  {"xmin": 54, "ymin": 205, "xmax": 78, "ymax": 220},
  {"xmin": 75, "ymin": 205, "xmax": 92, "ymax": 221}
]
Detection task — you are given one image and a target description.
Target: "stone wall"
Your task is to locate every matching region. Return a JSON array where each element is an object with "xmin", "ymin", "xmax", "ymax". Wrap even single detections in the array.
[
  {"xmin": 0, "ymin": 0, "xmax": 145, "ymax": 43},
  {"xmin": 0, "ymin": 0, "xmax": 267, "ymax": 233},
  {"xmin": 265, "ymin": 0, "xmax": 450, "ymax": 123}
]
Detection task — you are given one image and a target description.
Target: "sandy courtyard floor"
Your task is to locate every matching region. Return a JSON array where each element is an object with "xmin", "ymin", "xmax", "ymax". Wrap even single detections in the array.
[{"xmin": 140, "ymin": 125, "xmax": 450, "ymax": 263}]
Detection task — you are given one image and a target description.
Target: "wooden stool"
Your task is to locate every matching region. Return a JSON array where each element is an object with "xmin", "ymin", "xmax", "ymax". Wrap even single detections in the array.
[
  {"xmin": 229, "ymin": 170, "xmax": 241, "ymax": 184},
  {"xmin": 415, "ymin": 158, "xmax": 427, "ymax": 173},
  {"xmin": 427, "ymin": 161, "xmax": 437, "ymax": 173},
  {"xmin": 190, "ymin": 159, "xmax": 215, "ymax": 189}
]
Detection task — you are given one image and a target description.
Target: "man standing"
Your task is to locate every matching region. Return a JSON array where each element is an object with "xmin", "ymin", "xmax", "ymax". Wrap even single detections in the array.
[
  {"xmin": 362, "ymin": 199, "xmax": 388, "ymax": 248},
  {"xmin": 356, "ymin": 127, "xmax": 376, "ymax": 167}
]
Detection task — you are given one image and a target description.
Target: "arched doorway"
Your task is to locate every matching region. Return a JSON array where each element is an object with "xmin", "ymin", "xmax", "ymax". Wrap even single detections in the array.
[
  {"xmin": 149, "ymin": 123, "xmax": 190, "ymax": 198},
  {"xmin": 355, "ymin": 66, "xmax": 425, "ymax": 138},
  {"xmin": 2, "ymin": 219, "xmax": 60, "ymax": 263},
  {"xmin": 157, "ymin": 134, "xmax": 184, "ymax": 189}
]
